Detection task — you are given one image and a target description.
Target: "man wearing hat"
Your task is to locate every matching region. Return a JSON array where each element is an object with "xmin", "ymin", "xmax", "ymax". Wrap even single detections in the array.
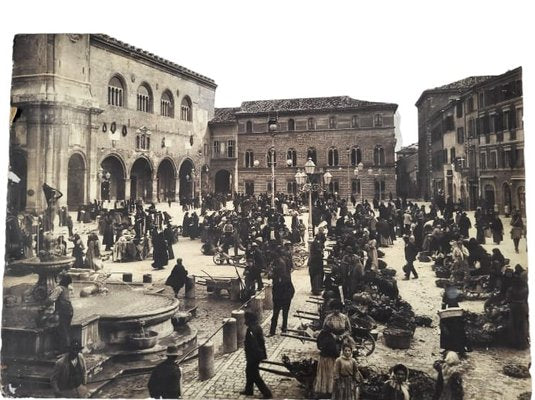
[
  {"xmin": 50, "ymin": 340, "xmax": 87, "ymax": 398},
  {"xmin": 148, "ymin": 345, "xmax": 182, "ymax": 399}
]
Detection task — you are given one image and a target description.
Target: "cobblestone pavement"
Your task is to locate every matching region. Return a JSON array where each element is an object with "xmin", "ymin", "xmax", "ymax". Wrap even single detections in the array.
[{"xmin": 3, "ymin": 203, "xmax": 531, "ymax": 399}]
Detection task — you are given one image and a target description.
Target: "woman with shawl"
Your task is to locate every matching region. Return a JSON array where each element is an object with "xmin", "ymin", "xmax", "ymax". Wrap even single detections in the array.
[
  {"xmin": 382, "ymin": 363, "xmax": 410, "ymax": 400},
  {"xmin": 332, "ymin": 343, "xmax": 363, "ymax": 400}
]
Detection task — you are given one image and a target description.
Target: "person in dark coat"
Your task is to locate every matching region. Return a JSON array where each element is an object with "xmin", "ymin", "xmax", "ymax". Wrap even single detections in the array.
[
  {"xmin": 489, "ymin": 214, "xmax": 503, "ymax": 244},
  {"xmin": 70, "ymin": 233, "xmax": 85, "ymax": 268},
  {"xmin": 269, "ymin": 255, "xmax": 295, "ymax": 336},
  {"xmin": 50, "ymin": 340, "xmax": 87, "ymax": 398},
  {"xmin": 163, "ymin": 224, "xmax": 175, "ymax": 259},
  {"xmin": 182, "ymin": 212, "xmax": 190, "ymax": 237},
  {"xmin": 506, "ymin": 274, "xmax": 529, "ymax": 350},
  {"xmin": 103, "ymin": 214, "xmax": 115, "ymax": 251},
  {"xmin": 66, "ymin": 214, "xmax": 74, "ymax": 238},
  {"xmin": 189, "ymin": 212, "xmax": 199, "ymax": 240},
  {"xmin": 458, "ymin": 212, "xmax": 471, "ymax": 239},
  {"xmin": 241, "ymin": 311, "xmax": 272, "ymax": 398},
  {"xmin": 440, "ymin": 286, "xmax": 467, "ymax": 356},
  {"xmin": 48, "ymin": 275, "xmax": 74, "ymax": 350},
  {"xmin": 403, "ymin": 235, "xmax": 419, "ymax": 280},
  {"xmin": 151, "ymin": 230, "xmax": 169, "ymax": 270},
  {"xmin": 165, "ymin": 258, "xmax": 188, "ymax": 298},
  {"xmin": 308, "ymin": 238, "xmax": 324, "ymax": 295},
  {"xmin": 148, "ymin": 345, "xmax": 181, "ymax": 399}
]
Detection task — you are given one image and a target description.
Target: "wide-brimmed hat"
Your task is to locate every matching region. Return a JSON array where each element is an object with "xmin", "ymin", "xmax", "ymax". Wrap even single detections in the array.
[{"xmin": 166, "ymin": 345, "xmax": 180, "ymax": 356}]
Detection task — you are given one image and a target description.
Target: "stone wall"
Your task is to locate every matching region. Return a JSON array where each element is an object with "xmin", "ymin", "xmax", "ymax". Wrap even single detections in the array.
[{"xmin": 9, "ymin": 34, "xmax": 216, "ymax": 211}]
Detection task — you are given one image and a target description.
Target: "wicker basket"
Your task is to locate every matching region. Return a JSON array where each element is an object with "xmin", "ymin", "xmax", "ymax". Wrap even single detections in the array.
[
  {"xmin": 435, "ymin": 270, "xmax": 451, "ymax": 279},
  {"xmin": 438, "ymin": 307, "xmax": 464, "ymax": 319},
  {"xmin": 383, "ymin": 328, "xmax": 412, "ymax": 349}
]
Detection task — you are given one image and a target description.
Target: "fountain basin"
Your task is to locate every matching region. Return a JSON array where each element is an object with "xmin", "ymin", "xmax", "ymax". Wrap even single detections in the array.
[
  {"xmin": 2, "ymin": 282, "xmax": 180, "ymax": 357},
  {"xmin": 126, "ymin": 330, "xmax": 159, "ymax": 350}
]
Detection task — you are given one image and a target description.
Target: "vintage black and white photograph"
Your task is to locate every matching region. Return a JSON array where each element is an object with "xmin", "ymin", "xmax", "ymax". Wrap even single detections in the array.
[{"xmin": 0, "ymin": 1, "xmax": 533, "ymax": 399}]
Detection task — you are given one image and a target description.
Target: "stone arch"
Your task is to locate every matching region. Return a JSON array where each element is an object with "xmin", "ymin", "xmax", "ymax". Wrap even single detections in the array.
[
  {"xmin": 130, "ymin": 157, "xmax": 154, "ymax": 202},
  {"xmin": 107, "ymin": 73, "xmax": 127, "ymax": 107},
  {"xmin": 157, "ymin": 157, "xmax": 178, "ymax": 202},
  {"xmin": 67, "ymin": 153, "xmax": 86, "ymax": 209},
  {"xmin": 178, "ymin": 158, "xmax": 195, "ymax": 201},
  {"xmin": 100, "ymin": 153, "xmax": 127, "ymax": 200}
]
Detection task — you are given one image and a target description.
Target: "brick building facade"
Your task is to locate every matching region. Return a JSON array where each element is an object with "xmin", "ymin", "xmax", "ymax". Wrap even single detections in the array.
[
  {"xmin": 209, "ymin": 97, "xmax": 398, "ymax": 201},
  {"xmin": 395, "ymin": 143, "xmax": 418, "ymax": 199},
  {"xmin": 9, "ymin": 34, "xmax": 216, "ymax": 213},
  {"xmin": 417, "ymin": 67, "xmax": 524, "ymax": 214}
]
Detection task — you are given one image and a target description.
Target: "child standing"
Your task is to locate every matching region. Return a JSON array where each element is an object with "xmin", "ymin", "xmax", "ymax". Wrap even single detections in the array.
[{"xmin": 332, "ymin": 344, "xmax": 363, "ymax": 400}]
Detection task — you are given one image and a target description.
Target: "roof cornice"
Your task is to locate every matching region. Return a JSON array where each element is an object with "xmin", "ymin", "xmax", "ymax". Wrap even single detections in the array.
[{"xmin": 90, "ymin": 34, "xmax": 217, "ymax": 90}]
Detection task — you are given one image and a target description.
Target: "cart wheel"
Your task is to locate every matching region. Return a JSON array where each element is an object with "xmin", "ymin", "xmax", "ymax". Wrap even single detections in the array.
[
  {"xmin": 213, "ymin": 252, "xmax": 224, "ymax": 265},
  {"xmin": 359, "ymin": 333, "xmax": 376, "ymax": 356}
]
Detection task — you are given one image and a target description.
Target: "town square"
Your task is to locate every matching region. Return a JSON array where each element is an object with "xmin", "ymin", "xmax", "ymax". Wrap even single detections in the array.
[{"xmin": 0, "ymin": 2, "xmax": 532, "ymax": 399}]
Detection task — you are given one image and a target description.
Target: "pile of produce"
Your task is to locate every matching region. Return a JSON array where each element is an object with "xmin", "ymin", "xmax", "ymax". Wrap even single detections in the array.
[
  {"xmin": 434, "ymin": 266, "xmax": 451, "ymax": 279},
  {"xmin": 503, "ymin": 364, "xmax": 530, "ymax": 379},
  {"xmin": 414, "ymin": 315, "xmax": 433, "ymax": 327},
  {"xmin": 464, "ymin": 300, "xmax": 510, "ymax": 347},
  {"xmin": 358, "ymin": 366, "xmax": 436, "ymax": 400},
  {"xmin": 435, "ymin": 279, "xmax": 451, "ymax": 288},
  {"xmin": 281, "ymin": 355, "xmax": 317, "ymax": 382},
  {"xmin": 381, "ymin": 268, "xmax": 397, "ymax": 278}
]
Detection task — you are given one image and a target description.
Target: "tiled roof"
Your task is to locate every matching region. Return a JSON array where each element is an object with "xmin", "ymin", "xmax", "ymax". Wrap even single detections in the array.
[
  {"xmin": 416, "ymin": 75, "xmax": 495, "ymax": 106},
  {"xmin": 210, "ymin": 107, "xmax": 240, "ymax": 124},
  {"xmin": 431, "ymin": 75, "xmax": 495, "ymax": 91},
  {"xmin": 396, "ymin": 143, "xmax": 418, "ymax": 154},
  {"xmin": 91, "ymin": 34, "xmax": 216, "ymax": 88},
  {"xmin": 236, "ymin": 96, "xmax": 397, "ymax": 114}
]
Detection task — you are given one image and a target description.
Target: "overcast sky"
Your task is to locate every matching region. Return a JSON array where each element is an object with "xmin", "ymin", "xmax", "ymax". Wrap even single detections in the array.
[{"xmin": 1, "ymin": 0, "xmax": 532, "ymax": 149}]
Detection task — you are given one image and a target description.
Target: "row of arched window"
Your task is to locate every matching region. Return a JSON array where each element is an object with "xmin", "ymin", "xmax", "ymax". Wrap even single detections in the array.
[
  {"xmin": 244, "ymin": 114, "xmax": 384, "ymax": 133},
  {"xmin": 243, "ymin": 146, "xmax": 386, "ymax": 167},
  {"xmin": 107, "ymin": 75, "xmax": 192, "ymax": 121}
]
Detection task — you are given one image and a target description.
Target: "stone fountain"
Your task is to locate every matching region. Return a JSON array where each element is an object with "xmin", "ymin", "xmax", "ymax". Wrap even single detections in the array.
[{"xmin": 2, "ymin": 232, "xmax": 197, "ymax": 395}]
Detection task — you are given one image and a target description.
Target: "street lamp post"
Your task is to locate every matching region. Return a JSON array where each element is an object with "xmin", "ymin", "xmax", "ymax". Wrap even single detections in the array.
[
  {"xmin": 346, "ymin": 147, "xmax": 351, "ymax": 205},
  {"xmin": 353, "ymin": 162, "xmax": 364, "ymax": 204},
  {"xmin": 295, "ymin": 159, "xmax": 332, "ymax": 244},
  {"xmin": 368, "ymin": 168, "xmax": 384, "ymax": 201},
  {"xmin": 268, "ymin": 117, "xmax": 278, "ymax": 209}
]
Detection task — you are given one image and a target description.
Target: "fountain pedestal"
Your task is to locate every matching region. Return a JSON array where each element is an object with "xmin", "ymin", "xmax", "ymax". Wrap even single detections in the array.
[{"xmin": 17, "ymin": 257, "xmax": 76, "ymax": 302}]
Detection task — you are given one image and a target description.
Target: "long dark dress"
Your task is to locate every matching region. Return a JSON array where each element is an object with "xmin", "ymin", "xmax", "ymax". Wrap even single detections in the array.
[
  {"xmin": 165, "ymin": 261, "xmax": 188, "ymax": 296},
  {"xmin": 152, "ymin": 232, "xmax": 169, "ymax": 269},
  {"xmin": 506, "ymin": 280, "xmax": 529, "ymax": 349},
  {"xmin": 308, "ymin": 241, "xmax": 324, "ymax": 295},
  {"xmin": 163, "ymin": 226, "xmax": 175, "ymax": 259}
]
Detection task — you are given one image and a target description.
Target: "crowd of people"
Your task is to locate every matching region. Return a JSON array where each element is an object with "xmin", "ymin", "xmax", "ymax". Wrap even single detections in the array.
[{"xmin": 6, "ymin": 186, "xmax": 528, "ymax": 399}]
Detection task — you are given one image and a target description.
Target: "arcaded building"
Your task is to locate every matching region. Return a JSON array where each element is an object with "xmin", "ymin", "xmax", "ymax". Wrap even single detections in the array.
[
  {"xmin": 209, "ymin": 97, "xmax": 398, "ymax": 201},
  {"xmin": 9, "ymin": 34, "xmax": 216, "ymax": 213}
]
